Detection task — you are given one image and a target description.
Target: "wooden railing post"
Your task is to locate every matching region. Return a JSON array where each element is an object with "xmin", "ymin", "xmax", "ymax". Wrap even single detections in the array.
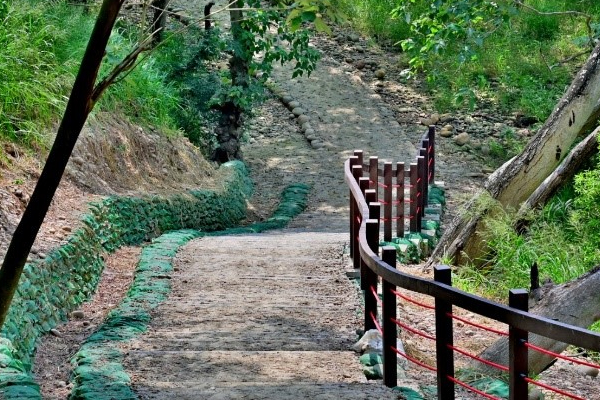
[
  {"xmin": 382, "ymin": 246, "xmax": 397, "ymax": 388},
  {"xmin": 369, "ymin": 156, "xmax": 379, "ymax": 196},
  {"xmin": 420, "ymin": 146, "xmax": 429, "ymax": 209},
  {"xmin": 395, "ymin": 162, "xmax": 405, "ymax": 239},
  {"xmin": 354, "ymin": 150, "xmax": 364, "ymax": 168},
  {"xmin": 383, "ymin": 162, "xmax": 393, "ymax": 242},
  {"xmin": 364, "ymin": 219, "xmax": 380, "ymax": 332},
  {"xmin": 349, "ymin": 156, "xmax": 359, "ymax": 263},
  {"xmin": 363, "ymin": 192, "xmax": 377, "ymax": 291},
  {"xmin": 428, "ymin": 125, "xmax": 435, "ymax": 184},
  {"xmin": 351, "ymin": 163, "xmax": 363, "ymax": 270},
  {"xmin": 409, "ymin": 162, "xmax": 418, "ymax": 232},
  {"xmin": 417, "ymin": 155, "xmax": 425, "ymax": 224},
  {"xmin": 509, "ymin": 289, "xmax": 529, "ymax": 400},
  {"xmin": 435, "ymin": 265, "xmax": 454, "ymax": 400}
]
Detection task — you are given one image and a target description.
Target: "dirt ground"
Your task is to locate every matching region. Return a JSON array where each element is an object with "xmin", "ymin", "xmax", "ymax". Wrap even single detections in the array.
[{"xmin": 4, "ymin": 2, "xmax": 596, "ymax": 398}]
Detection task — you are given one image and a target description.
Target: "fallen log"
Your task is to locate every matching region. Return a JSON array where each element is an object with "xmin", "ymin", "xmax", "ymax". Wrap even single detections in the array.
[{"xmin": 473, "ymin": 266, "xmax": 600, "ymax": 375}]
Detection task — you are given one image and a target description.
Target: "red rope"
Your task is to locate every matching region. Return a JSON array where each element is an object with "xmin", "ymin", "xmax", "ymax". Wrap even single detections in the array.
[
  {"xmin": 392, "ymin": 318, "xmax": 435, "ymax": 341},
  {"xmin": 447, "ymin": 376, "xmax": 502, "ymax": 400},
  {"xmin": 392, "ymin": 289, "xmax": 435, "ymax": 310},
  {"xmin": 524, "ymin": 377, "xmax": 586, "ymax": 400},
  {"xmin": 392, "ymin": 346, "xmax": 437, "ymax": 372},
  {"xmin": 417, "ymin": 177, "xmax": 422, "ymax": 183},
  {"xmin": 392, "ymin": 184, "xmax": 403, "ymax": 189},
  {"xmin": 524, "ymin": 342, "xmax": 600, "ymax": 369},
  {"xmin": 356, "ymin": 216, "xmax": 361, "ymax": 223},
  {"xmin": 370, "ymin": 286, "xmax": 382, "ymax": 306},
  {"xmin": 447, "ymin": 313, "xmax": 508, "ymax": 337},
  {"xmin": 370, "ymin": 311, "xmax": 382, "ymax": 334},
  {"xmin": 448, "ymin": 345, "xmax": 509, "ymax": 372},
  {"xmin": 381, "ymin": 217, "xmax": 403, "ymax": 222}
]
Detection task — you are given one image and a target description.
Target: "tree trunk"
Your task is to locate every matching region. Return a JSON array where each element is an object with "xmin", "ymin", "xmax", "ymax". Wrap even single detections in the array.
[
  {"xmin": 151, "ymin": 0, "xmax": 170, "ymax": 44},
  {"xmin": 212, "ymin": 1, "xmax": 248, "ymax": 163},
  {"xmin": 519, "ymin": 126, "xmax": 599, "ymax": 216},
  {"xmin": 0, "ymin": 0, "xmax": 124, "ymax": 328},
  {"xmin": 429, "ymin": 42, "xmax": 600, "ymax": 266},
  {"xmin": 474, "ymin": 266, "xmax": 600, "ymax": 375}
]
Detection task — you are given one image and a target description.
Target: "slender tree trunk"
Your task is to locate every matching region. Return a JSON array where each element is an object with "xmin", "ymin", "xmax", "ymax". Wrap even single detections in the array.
[
  {"xmin": 151, "ymin": 0, "xmax": 170, "ymax": 44},
  {"xmin": 429, "ymin": 42, "xmax": 600, "ymax": 266},
  {"xmin": 212, "ymin": 1, "xmax": 248, "ymax": 163},
  {"xmin": 0, "ymin": 0, "xmax": 124, "ymax": 328}
]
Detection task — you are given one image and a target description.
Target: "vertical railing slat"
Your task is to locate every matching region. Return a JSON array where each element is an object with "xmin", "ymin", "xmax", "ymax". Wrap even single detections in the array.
[
  {"xmin": 384, "ymin": 162, "xmax": 393, "ymax": 242},
  {"xmin": 382, "ymin": 247, "xmax": 397, "ymax": 388},
  {"xmin": 396, "ymin": 162, "xmax": 405, "ymax": 239},
  {"xmin": 409, "ymin": 162, "xmax": 418, "ymax": 232},
  {"xmin": 364, "ymin": 218, "xmax": 380, "ymax": 332},
  {"xmin": 351, "ymin": 163, "xmax": 363, "ymax": 270},
  {"xmin": 428, "ymin": 126, "xmax": 435, "ymax": 184},
  {"xmin": 435, "ymin": 265, "xmax": 454, "ymax": 400},
  {"xmin": 509, "ymin": 289, "xmax": 529, "ymax": 400},
  {"xmin": 370, "ymin": 156, "xmax": 379, "ymax": 197},
  {"xmin": 420, "ymin": 145, "xmax": 429, "ymax": 209},
  {"xmin": 349, "ymin": 156, "xmax": 359, "ymax": 263}
]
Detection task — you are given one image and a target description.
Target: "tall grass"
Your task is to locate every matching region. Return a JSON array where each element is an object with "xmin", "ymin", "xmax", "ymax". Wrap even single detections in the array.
[
  {"xmin": 336, "ymin": 0, "xmax": 600, "ymax": 120},
  {"xmin": 0, "ymin": 0, "xmax": 182, "ymax": 151}
]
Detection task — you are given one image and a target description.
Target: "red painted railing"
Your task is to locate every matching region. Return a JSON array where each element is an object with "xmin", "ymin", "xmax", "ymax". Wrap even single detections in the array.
[{"xmin": 345, "ymin": 130, "xmax": 600, "ymax": 399}]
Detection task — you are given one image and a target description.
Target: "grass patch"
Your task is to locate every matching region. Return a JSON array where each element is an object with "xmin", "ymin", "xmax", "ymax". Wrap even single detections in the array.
[
  {"xmin": 336, "ymin": 0, "xmax": 600, "ymax": 121},
  {"xmin": 0, "ymin": 0, "xmax": 185, "ymax": 151}
]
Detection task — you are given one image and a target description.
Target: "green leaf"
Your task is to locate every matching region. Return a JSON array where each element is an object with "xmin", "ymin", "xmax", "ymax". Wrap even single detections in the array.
[{"xmin": 314, "ymin": 17, "xmax": 331, "ymax": 35}]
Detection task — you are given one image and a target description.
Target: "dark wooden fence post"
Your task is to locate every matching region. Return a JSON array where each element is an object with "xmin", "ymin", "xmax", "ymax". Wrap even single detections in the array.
[
  {"xmin": 428, "ymin": 126, "xmax": 435, "ymax": 184},
  {"xmin": 349, "ymin": 155, "xmax": 359, "ymax": 264},
  {"xmin": 509, "ymin": 289, "xmax": 529, "ymax": 400},
  {"xmin": 364, "ymin": 219, "xmax": 380, "ymax": 332},
  {"xmin": 354, "ymin": 150, "xmax": 364, "ymax": 168},
  {"xmin": 420, "ymin": 146, "xmax": 429, "ymax": 209},
  {"xmin": 409, "ymin": 162, "xmax": 418, "ymax": 232},
  {"xmin": 417, "ymin": 155, "xmax": 425, "ymax": 224},
  {"xmin": 396, "ymin": 162, "xmax": 405, "ymax": 239},
  {"xmin": 351, "ymin": 163, "xmax": 363, "ymax": 270},
  {"xmin": 363, "ymin": 194, "xmax": 378, "ymax": 291},
  {"xmin": 384, "ymin": 162, "xmax": 393, "ymax": 242},
  {"xmin": 382, "ymin": 246, "xmax": 397, "ymax": 388},
  {"xmin": 370, "ymin": 156, "xmax": 379, "ymax": 196},
  {"xmin": 435, "ymin": 265, "xmax": 454, "ymax": 400}
]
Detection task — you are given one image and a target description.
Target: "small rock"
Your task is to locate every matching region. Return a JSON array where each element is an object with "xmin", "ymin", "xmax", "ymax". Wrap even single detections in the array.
[
  {"xmin": 301, "ymin": 123, "xmax": 313, "ymax": 132},
  {"xmin": 304, "ymin": 129, "xmax": 315, "ymax": 137},
  {"xmin": 55, "ymin": 381, "xmax": 67, "ymax": 388},
  {"xmin": 397, "ymin": 107, "xmax": 413, "ymax": 113},
  {"xmin": 297, "ymin": 115, "xmax": 310, "ymax": 124},
  {"xmin": 82, "ymin": 321, "xmax": 90, "ymax": 327},
  {"xmin": 50, "ymin": 329, "xmax": 62, "ymax": 337},
  {"xmin": 281, "ymin": 95, "xmax": 293, "ymax": 105},
  {"xmin": 292, "ymin": 107, "xmax": 305, "ymax": 117},
  {"xmin": 480, "ymin": 145, "xmax": 490, "ymax": 156},
  {"xmin": 528, "ymin": 388, "xmax": 543, "ymax": 400},
  {"xmin": 439, "ymin": 127, "xmax": 453, "ymax": 138},
  {"xmin": 72, "ymin": 310, "xmax": 85, "ymax": 319},
  {"xmin": 374, "ymin": 69, "xmax": 386, "ymax": 80},
  {"xmin": 62, "ymin": 226, "xmax": 72, "ymax": 233},
  {"xmin": 420, "ymin": 113, "xmax": 440, "ymax": 126},
  {"xmin": 348, "ymin": 33, "xmax": 360, "ymax": 42},
  {"xmin": 355, "ymin": 60, "xmax": 366, "ymax": 70},
  {"xmin": 288, "ymin": 100, "xmax": 300, "ymax": 110},
  {"xmin": 579, "ymin": 366, "xmax": 599, "ymax": 378},
  {"xmin": 482, "ymin": 167, "xmax": 495, "ymax": 174},
  {"xmin": 305, "ymin": 134, "xmax": 318, "ymax": 142},
  {"xmin": 311, "ymin": 141, "xmax": 325, "ymax": 149},
  {"xmin": 344, "ymin": 57, "xmax": 353, "ymax": 64},
  {"xmin": 454, "ymin": 132, "xmax": 470, "ymax": 146},
  {"xmin": 440, "ymin": 113, "xmax": 454, "ymax": 123},
  {"xmin": 399, "ymin": 69, "xmax": 411, "ymax": 79}
]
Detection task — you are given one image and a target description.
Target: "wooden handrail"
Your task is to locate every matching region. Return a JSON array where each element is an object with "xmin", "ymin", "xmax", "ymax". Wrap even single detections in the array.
[{"xmin": 345, "ymin": 150, "xmax": 600, "ymax": 397}]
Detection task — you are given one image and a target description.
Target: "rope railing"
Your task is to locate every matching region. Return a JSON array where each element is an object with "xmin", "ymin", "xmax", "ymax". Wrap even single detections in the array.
[
  {"xmin": 345, "ymin": 129, "xmax": 600, "ymax": 399},
  {"xmin": 447, "ymin": 376, "xmax": 502, "ymax": 400},
  {"xmin": 523, "ymin": 377, "xmax": 587, "ymax": 400},
  {"xmin": 524, "ymin": 342, "xmax": 600, "ymax": 369}
]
